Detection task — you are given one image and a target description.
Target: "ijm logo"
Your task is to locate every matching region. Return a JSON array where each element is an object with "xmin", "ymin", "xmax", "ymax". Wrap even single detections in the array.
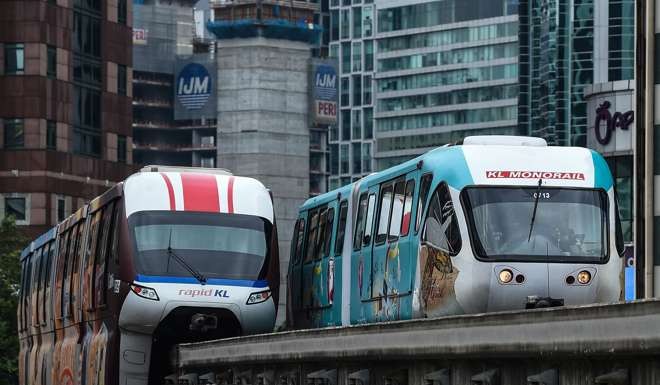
[
  {"xmin": 594, "ymin": 100, "xmax": 634, "ymax": 145},
  {"xmin": 315, "ymin": 64, "xmax": 337, "ymax": 101},
  {"xmin": 176, "ymin": 63, "xmax": 212, "ymax": 110}
]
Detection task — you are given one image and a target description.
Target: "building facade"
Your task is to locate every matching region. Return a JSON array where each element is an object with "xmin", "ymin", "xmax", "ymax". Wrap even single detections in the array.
[
  {"xmin": 132, "ymin": 0, "xmax": 218, "ymax": 167},
  {"xmin": 0, "ymin": 0, "xmax": 134, "ymax": 238},
  {"xmin": 327, "ymin": 0, "xmax": 520, "ymax": 187}
]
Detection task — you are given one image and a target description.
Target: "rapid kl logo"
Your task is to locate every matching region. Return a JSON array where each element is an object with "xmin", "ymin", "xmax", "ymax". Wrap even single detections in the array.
[
  {"xmin": 176, "ymin": 63, "xmax": 212, "ymax": 110},
  {"xmin": 178, "ymin": 288, "xmax": 230, "ymax": 298}
]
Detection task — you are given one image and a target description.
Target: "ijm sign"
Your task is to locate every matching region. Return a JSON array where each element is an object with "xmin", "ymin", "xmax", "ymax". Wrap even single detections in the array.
[
  {"xmin": 594, "ymin": 101, "xmax": 634, "ymax": 145},
  {"xmin": 313, "ymin": 63, "xmax": 338, "ymax": 123},
  {"xmin": 176, "ymin": 63, "xmax": 212, "ymax": 110}
]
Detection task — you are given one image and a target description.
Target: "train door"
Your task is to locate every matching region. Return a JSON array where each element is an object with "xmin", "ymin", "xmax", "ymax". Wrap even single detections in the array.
[
  {"xmin": 394, "ymin": 177, "xmax": 417, "ymax": 294},
  {"xmin": 287, "ymin": 215, "xmax": 306, "ymax": 327},
  {"xmin": 371, "ymin": 178, "xmax": 404, "ymax": 300},
  {"xmin": 302, "ymin": 208, "xmax": 320, "ymax": 310},
  {"xmin": 317, "ymin": 203, "xmax": 336, "ymax": 311},
  {"xmin": 356, "ymin": 186, "xmax": 378, "ymax": 301}
]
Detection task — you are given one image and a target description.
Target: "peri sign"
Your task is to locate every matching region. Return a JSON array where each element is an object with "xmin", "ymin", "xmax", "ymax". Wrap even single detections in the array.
[{"xmin": 311, "ymin": 61, "xmax": 338, "ymax": 124}]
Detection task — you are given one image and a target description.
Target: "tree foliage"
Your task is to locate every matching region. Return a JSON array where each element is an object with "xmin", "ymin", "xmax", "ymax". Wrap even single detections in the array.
[{"xmin": 0, "ymin": 217, "xmax": 26, "ymax": 384}]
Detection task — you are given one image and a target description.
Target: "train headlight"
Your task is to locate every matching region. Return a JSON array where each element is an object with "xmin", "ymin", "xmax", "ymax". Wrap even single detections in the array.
[
  {"xmin": 577, "ymin": 270, "xmax": 592, "ymax": 285},
  {"xmin": 246, "ymin": 290, "xmax": 271, "ymax": 305},
  {"xmin": 498, "ymin": 269, "xmax": 513, "ymax": 284},
  {"xmin": 131, "ymin": 283, "xmax": 159, "ymax": 301}
]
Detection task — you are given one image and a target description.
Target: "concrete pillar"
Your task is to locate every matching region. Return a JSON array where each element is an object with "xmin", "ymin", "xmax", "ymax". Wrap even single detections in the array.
[{"xmin": 216, "ymin": 37, "xmax": 311, "ymax": 325}]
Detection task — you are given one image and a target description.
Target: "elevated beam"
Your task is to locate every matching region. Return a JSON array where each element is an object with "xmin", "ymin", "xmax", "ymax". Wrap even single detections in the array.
[{"xmin": 177, "ymin": 300, "xmax": 660, "ymax": 368}]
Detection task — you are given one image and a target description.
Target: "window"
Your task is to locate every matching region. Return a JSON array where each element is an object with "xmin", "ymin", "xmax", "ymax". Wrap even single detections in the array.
[
  {"xmin": 423, "ymin": 182, "xmax": 461, "ymax": 255},
  {"xmin": 340, "ymin": 9, "xmax": 350, "ymax": 39},
  {"xmin": 352, "ymin": 7, "xmax": 362, "ymax": 38},
  {"xmin": 95, "ymin": 202, "xmax": 116, "ymax": 307},
  {"xmin": 353, "ymin": 194, "xmax": 368, "ymax": 250},
  {"xmin": 363, "ymin": 194, "xmax": 376, "ymax": 245},
  {"xmin": 352, "ymin": 75, "xmax": 362, "ymax": 106},
  {"xmin": 40, "ymin": 244, "xmax": 52, "ymax": 324},
  {"xmin": 363, "ymin": 108, "xmax": 373, "ymax": 139},
  {"xmin": 5, "ymin": 197, "xmax": 26, "ymax": 221},
  {"xmin": 340, "ymin": 144, "xmax": 349, "ymax": 174},
  {"xmin": 363, "ymin": 75, "xmax": 372, "ymax": 105},
  {"xmin": 389, "ymin": 181, "xmax": 405, "ymax": 239},
  {"xmin": 305, "ymin": 209, "xmax": 320, "ymax": 262},
  {"xmin": 118, "ymin": 65, "xmax": 127, "ymax": 95},
  {"xmin": 323, "ymin": 208, "xmax": 334, "ymax": 256},
  {"xmin": 47, "ymin": 121, "xmax": 57, "ymax": 150},
  {"xmin": 117, "ymin": 135, "xmax": 127, "ymax": 163},
  {"xmin": 376, "ymin": 185, "xmax": 393, "ymax": 244},
  {"xmin": 352, "ymin": 42, "xmax": 362, "ymax": 72},
  {"xmin": 341, "ymin": 77, "xmax": 350, "ymax": 107},
  {"xmin": 57, "ymin": 197, "xmax": 66, "ymax": 222},
  {"xmin": 330, "ymin": 11, "xmax": 339, "ymax": 41},
  {"xmin": 33, "ymin": 247, "xmax": 44, "ymax": 326},
  {"xmin": 400, "ymin": 180, "xmax": 415, "ymax": 236},
  {"xmin": 416, "ymin": 174, "xmax": 433, "ymax": 232},
  {"xmin": 4, "ymin": 119, "xmax": 24, "ymax": 148},
  {"xmin": 315, "ymin": 209, "xmax": 328, "ymax": 260},
  {"xmin": 364, "ymin": 41, "xmax": 373, "ymax": 71},
  {"xmin": 4, "ymin": 43, "xmax": 24, "ymax": 74},
  {"xmin": 362, "ymin": 142, "xmax": 372, "ymax": 172},
  {"xmin": 47, "ymin": 45, "xmax": 56, "ymax": 78},
  {"xmin": 334, "ymin": 201, "xmax": 348, "ymax": 254},
  {"xmin": 352, "ymin": 142, "xmax": 361, "ymax": 174},
  {"xmin": 118, "ymin": 0, "xmax": 127, "ymax": 24},
  {"xmin": 84, "ymin": 210, "xmax": 102, "ymax": 310}
]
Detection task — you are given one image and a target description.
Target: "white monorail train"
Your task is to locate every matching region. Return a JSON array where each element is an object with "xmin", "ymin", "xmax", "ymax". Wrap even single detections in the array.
[{"xmin": 18, "ymin": 166, "xmax": 279, "ymax": 385}]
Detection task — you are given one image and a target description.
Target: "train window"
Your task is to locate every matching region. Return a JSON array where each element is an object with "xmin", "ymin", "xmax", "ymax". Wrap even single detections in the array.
[
  {"xmin": 323, "ymin": 208, "xmax": 335, "ymax": 257},
  {"xmin": 416, "ymin": 174, "xmax": 433, "ymax": 233},
  {"xmin": 58, "ymin": 229, "xmax": 71, "ymax": 318},
  {"xmin": 33, "ymin": 247, "xmax": 44, "ymax": 326},
  {"xmin": 84, "ymin": 211, "xmax": 101, "ymax": 311},
  {"xmin": 96, "ymin": 202, "xmax": 116, "ymax": 308},
  {"xmin": 315, "ymin": 209, "xmax": 328, "ymax": 260},
  {"xmin": 111, "ymin": 203, "xmax": 121, "ymax": 264},
  {"xmin": 305, "ymin": 209, "xmax": 320, "ymax": 263},
  {"xmin": 363, "ymin": 194, "xmax": 376, "ymax": 246},
  {"xmin": 400, "ymin": 180, "xmax": 415, "ymax": 236},
  {"xmin": 334, "ymin": 200, "xmax": 348, "ymax": 255},
  {"xmin": 293, "ymin": 219, "xmax": 305, "ymax": 264},
  {"xmin": 43, "ymin": 242, "xmax": 54, "ymax": 324},
  {"xmin": 388, "ymin": 181, "xmax": 406, "ymax": 240},
  {"xmin": 39, "ymin": 244, "xmax": 50, "ymax": 324},
  {"xmin": 353, "ymin": 193, "xmax": 368, "ymax": 251},
  {"xmin": 290, "ymin": 218, "xmax": 302, "ymax": 263},
  {"xmin": 66, "ymin": 222, "xmax": 84, "ymax": 317},
  {"xmin": 24, "ymin": 254, "xmax": 33, "ymax": 328},
  {"xmin": 423, "ymin": 182, "xmax": 461, "ymax": 256},
  {"xmin": 376, "ymin": 184, "xmax": 393, "ymax": 244},
  {"xmin": 18, "ymin": 260, "xmax": 25, "ymax": 330}
]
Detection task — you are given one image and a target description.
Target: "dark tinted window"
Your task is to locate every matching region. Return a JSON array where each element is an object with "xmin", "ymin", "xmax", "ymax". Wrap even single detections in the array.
[
  {"xmin": 324, "ymin": 208, "xmax": 335, "ymax": 257},
  {"xmin": 375, "ymin": 184, "xmax": 393, "ymax": 244},
  {"xmin": 400, "ymin": 180, "xmax": 415, "ymax": 236},
  {"xmin": 305, "ymin": 209, "xmax": 319, "ymax": 263},
  {"xmin": 353, "ymin": 193, "xmax": 368, "ymax": 250},
  {"xmin": 334, "ymin": 201, "xmax": 348, "ymax": 255}
]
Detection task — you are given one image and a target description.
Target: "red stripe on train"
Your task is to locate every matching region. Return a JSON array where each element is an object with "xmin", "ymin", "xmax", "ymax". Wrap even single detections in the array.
[
  {"xmin": 160, "ymin": 173, "xmax": 176, "ymax": 210},
  {"xmin": 227, "ymin": 176, "xmax": 235, "ymax": 213},
  {"xmin": 181, "ymin": 173, "xmax": 220, "ymax": 212}
]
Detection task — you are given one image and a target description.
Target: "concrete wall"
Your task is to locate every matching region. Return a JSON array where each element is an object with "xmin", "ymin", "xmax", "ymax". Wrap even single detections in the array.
[{"xmin": 216, "ymin": 37, "xmax": 311, "ymax": 325}]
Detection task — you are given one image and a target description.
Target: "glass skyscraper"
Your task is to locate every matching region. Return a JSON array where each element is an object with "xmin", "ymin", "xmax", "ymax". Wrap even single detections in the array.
[
  {"xmin": 328, "ymin": 0, "xmax": 520, "ymax": 184},
  {"xmin": 518, "ymin": 0, "xmax": 633, "ymax": 146}
]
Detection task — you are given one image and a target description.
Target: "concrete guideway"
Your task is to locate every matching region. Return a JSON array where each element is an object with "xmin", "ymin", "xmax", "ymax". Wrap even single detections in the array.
[{"xmin": 172, "ymin": 300, "xmax": 660, "ymax": 385}]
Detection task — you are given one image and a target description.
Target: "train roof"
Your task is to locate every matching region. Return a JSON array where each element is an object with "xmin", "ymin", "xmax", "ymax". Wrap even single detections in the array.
[
  {"xmin": 124, "ymin": 170, "xmax": 274, "ymax": 222},
  {"xmin": 302, "ymin": 136, "xmax": 613, "ymax": 210},
  {"xmin": 20, "ymin": 226, "xmax": 57, "ymax": 261},
  {"xmin": 301, "ymin": 183, "xmax": 355, "ymax": 211}
]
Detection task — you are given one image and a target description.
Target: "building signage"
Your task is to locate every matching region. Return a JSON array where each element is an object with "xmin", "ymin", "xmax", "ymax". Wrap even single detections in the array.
[
  {"xmin": 594, "ymin": 101, "xmax": 634, "ymax": 145},
  {"xmin": 486, "ymin": 171, "xmax": 585, "ymax": 180},
  {"xmin": 133, "ymin": 28, "xmax": 148, "ymax": 45},
  {"xmin": 174, "ymin": 57, "xmax": 216, "ymax": 120},
  {"xmin": 310, "ymin": 60, "xmax": 338, "ymax": 124}
]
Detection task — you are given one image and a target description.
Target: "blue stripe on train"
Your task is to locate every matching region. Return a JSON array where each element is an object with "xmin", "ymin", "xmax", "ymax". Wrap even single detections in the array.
[{"xmin": 135, "ymin": 274, "xmax": 269, "ymax": 287}]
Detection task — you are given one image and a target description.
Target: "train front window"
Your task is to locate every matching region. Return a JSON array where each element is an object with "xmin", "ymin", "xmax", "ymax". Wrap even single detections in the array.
[
  {"xmin": 129, "ymin": 211, "xmax": 271, "ymax": 280},
  {"xmin": 462, "ymin": 187, "xmax": 608, "ymax": 262}
]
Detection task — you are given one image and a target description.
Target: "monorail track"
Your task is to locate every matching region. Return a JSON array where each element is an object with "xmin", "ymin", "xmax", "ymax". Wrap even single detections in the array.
[{"xmin": 170, "ymin": 300, "xmax": 660, "ymax": 385}]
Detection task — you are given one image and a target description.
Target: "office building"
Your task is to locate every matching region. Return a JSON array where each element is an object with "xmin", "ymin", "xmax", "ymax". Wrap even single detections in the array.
[
  {"xmin": 0, "ymin": 0, "xmax": 134, "ymax": 238},
  {"xmin": 328, "ymin": 0, "xmax": 520, "ymax": 186},
  {"xmin": 132, "ymin": 0, "xmax": 218, "ymax": 167}
]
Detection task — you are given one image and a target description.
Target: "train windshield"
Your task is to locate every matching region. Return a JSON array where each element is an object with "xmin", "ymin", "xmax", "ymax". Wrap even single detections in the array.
[
  {"xmin": 129, "ymin": 211, "xmax": 271, "ymax": 280},
  {"xmin": 462, "ymin": 187, "xmax": 608, "ymax": 262}
]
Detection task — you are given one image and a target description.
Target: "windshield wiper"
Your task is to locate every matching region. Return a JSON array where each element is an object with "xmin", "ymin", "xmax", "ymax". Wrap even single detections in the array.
[
  {"xmin": 166, "ymin": 228, "xmax": 207, "ymax": 285},
  {"xmin": 527, "ymin": 178, "xmax": 543, "ymax": 242}
]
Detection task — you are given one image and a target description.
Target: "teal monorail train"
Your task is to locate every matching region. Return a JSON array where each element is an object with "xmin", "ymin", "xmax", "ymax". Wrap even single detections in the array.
[{"xmin": 286, "ymin": 136, "xmax": 624, "ymax": 328}]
